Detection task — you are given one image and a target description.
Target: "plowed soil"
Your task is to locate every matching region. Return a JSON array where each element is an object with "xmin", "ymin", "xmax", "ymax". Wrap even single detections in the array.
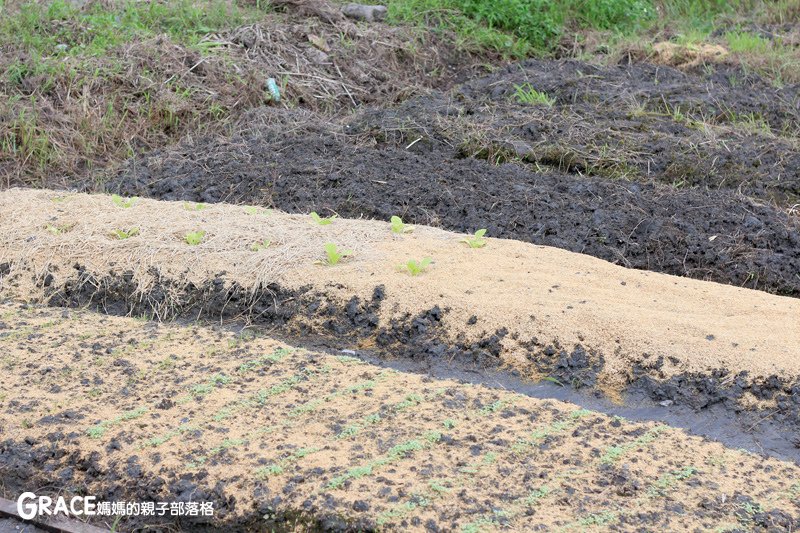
[
  {"xmin": 1, "ymin": 303, "xmax": 798, "ymax": 532},
  {"xmin": 107, "ymin": 59, "xmax": 800, "ymax": 297},
  {"xmin": 1, "ymin": 190, "xmax": 798, "ymax": 448}
]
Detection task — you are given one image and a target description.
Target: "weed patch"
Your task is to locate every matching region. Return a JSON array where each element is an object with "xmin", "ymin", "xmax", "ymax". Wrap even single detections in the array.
[
  {"xmin": 87, "ymin": 406, "xmax": 147, "ymax": 439},
  {"xmin": 514, "ymin": 83, "xmax": 555, "ymax": 106}
]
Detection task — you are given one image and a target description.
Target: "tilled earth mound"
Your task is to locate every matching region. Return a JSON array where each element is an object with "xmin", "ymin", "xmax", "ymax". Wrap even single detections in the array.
[
  {"xmin": 1, "ymin": 304, "xmax": 798, "ymax": 531},
  {"xmin": 458, "ymin": 59, "xmax": 800, "ymax": 133},
  {"xmin": 349, "ymin": 86, "xmax": 800, "ymax": 206},
  {"xmin": 108, "ymin": 122, "xmax": 800, "ymax": 296}
]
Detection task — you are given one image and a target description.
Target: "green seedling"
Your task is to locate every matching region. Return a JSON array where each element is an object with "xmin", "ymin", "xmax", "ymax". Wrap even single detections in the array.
[
  {"xmin": 542, "ymin": 376, "xmax": 564, "ymax": 387},
  {"xmin": 183, "ymin": 201, "xmax": 209, "ymax": 211},
  {"xmin": 390, "ymin": 215, "xmax": 413, "ymax": 234},
  {"xmin": 310, "ymin": 211, "xmax": 336, "ymax": 225},
  {"xmin": 320, "ymin": 243, "xmax": 352, "ymax": 266},
  {"xmin": 111, "ymin": 194, "xmax": 138, "ymax": 208},
  {"xmin": 111, "ymin": 228, "xmax": 139, "ymax": 240},
  {"xmin": 514, "ymin": 83, "xmax": 555, "ymax": 106},
  {"xmin": 399, "ymin": 258, "xmax": 432, "ymax": 276},
  {"xmin": 184, "ymin": 230, "xmax": 206, "ymax": 245},
  {"xmin": 86, "ymin": 406, "xmax": 147, "ymax": 439},
  {"xmin": 45, "ymin": 224, "xmax": 71, "ymax": 235},
  {"xmin": 250, "ymin": 239, "xmax": 271, "ymax": 251},
  {"xmin": 461, "ymin": 229, "xmax": 488, "ymax": 248},
  {"xmin": 244, "ymin": 206, "xmax": 271, "ymax": 216}
]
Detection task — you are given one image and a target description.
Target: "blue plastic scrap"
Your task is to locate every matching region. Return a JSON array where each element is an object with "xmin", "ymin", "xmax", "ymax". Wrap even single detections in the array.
[{"xmin": 266, "ymin": 78, "xmax": 281, "ymax": 103}]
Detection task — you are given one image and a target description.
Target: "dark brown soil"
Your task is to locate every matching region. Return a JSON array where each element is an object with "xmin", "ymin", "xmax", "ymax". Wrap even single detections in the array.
[
  {"xmin": 0, "ymin": 0, "xmax": 489, "ymax": 188},
  {"xmin": 349, "ymin": 60, "xmax": 800, "ymax": 205},
  {"xmin": 2, "ymin": 303, "xmax": 799, "ymax": 532},
  {"xmin": 107, "ymin": 101, "xmax": 800, "ymax": 297},
  {"xmin": 458, "ymin": 59, "xmax": 800, "ymax": 133}
]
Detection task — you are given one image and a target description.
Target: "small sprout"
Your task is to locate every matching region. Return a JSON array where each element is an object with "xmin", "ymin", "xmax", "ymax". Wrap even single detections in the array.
[
  {"xmin": 399, "ymin": 258, "xmax": 432, "ymax": 276},
  {"xmin": 111, "ymin": 228, "xmax": 139, "ymax": 240},
  {"xmin": 461, "ymin": 229, "xmax": 488, "ymax": 248},
  {"xmin": 183, "ymin": 202, "xmax": 209, "ymax": 211},
  {"xmin": 390, "ymin": 215, "xmax": 413, "ymax": 234},
  {"xmin": 184, "ymin": 230, "xmax": 206, "ymax": 245},
  {"xmin": 319, "ymin": 243, "xmax": 352, "ymax": 266},
  {"xmin": 45, "ymin": 223, "xmax": 72, "ymax": 235},
  {"xmin": 250, "ymin": 239, "xmax": 271, "ymax": 251},
  {"xmin": 310, "ymin": 212, "xmax": 336, "ymax": 225},
  {"xmin": 111, "ymin": 194, "xmax": 138, "ymax": 208},
  {"xmin": 244, "ymin": 206, "xmax": 271, "ymax": 216},
  {"xmin": 542, "ymin": 376, "xmax": 564, "ymax": 387}
]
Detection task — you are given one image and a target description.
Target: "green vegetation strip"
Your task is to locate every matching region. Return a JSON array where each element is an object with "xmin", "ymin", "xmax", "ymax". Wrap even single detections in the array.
[
  {"xmin": 87, "ymin": 406, "xmax": 148, "ymax": 439},
  {"xmin": 326, "ymin": 430, "xmax": 443, "ymax": 490}
]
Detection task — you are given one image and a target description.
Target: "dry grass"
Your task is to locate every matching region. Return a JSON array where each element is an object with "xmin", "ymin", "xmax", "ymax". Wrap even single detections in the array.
[{"xmin": 0, "ymin": 0, "xmax": 489, "ymax": 189}]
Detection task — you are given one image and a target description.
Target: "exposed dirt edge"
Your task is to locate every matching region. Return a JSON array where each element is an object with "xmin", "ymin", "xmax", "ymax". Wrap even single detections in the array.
[
  {"xmin": 1, "ymin": 190, "xmax": 798, "ymax": 443},
  {"xmin": 3, "ymin": 262, "xmax": 798, "ymax": 448},
  {"xmin": 0, "ymin": 438, "xmax": 355, "ymax": 532}
]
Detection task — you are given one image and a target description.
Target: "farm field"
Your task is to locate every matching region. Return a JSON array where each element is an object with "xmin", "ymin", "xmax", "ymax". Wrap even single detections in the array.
[
  {"xmin": 1, "ymin": 302, "xmax": 799, "ymax": 531},
  {"xmin": 1, "ymin": 0, "xmax": 800, "ymax": 531}
]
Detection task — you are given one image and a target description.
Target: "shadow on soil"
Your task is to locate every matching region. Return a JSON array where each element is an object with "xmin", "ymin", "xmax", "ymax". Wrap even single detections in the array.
[{"xmin": 13, "ymin": 259, "xmax": 799, "ymax": 464}]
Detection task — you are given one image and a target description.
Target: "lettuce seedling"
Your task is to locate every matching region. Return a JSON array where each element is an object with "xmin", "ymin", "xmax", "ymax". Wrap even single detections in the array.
[
  {"xmin": 310, "ymin": 212, "xmax": 336, "ymax": 225},
  {"xmin": 400, "ymin": 258, "xmax": 432, "ymax": 276},
  {"xmin": 321, "ymin": 243, "xmax": 352, "ymax": 265},
  {"xmin": 250, "ymin": 239, "xmax": 271, "ymax": 251},
  {"xmin": 461, "ymin": 229, "xmax": 487, "ymax": 248},
  {"xmin": 111, "ymin": 228, "xmax": 139, "ymax": 240},
  {"xmin": 390, "ymin": 216, "xmax": 413, "ymax": 234},
  {"xmin": 184, "ymin": 202, "xmax": 209, "ymax": 211},
  {"xmin": 112, "ymin": 194, "xmax": 138, "ymax": 208},
  {"xmin": 185, "ymin": 230, "xmax": 206, "ymax": 245},
  {"xmin": 45, "ymin": 223, "xmax": 72, "ymax": 235},
  {"xmin": 244, "ymin": 206, "xmax": 272, "ymax": 216}
]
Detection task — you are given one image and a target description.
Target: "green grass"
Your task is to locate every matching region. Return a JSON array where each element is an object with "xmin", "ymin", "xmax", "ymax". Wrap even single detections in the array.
[
  {"xmin": 0, "ymin": 0, "xmax": 271, "ymax": 58},
  {"xmin": 725, "ymin": 31, "xmax": 770, "ymax": 54},
  {"xmin": 86, "ymin": 406, "xmax": 148, "ymax": 439},
  {"xmin": 386, "ymin": 0, "xmax": 655, "ymax": 57},
  {"xmin": 0, "ymin": 0, "xmax": 274, "ymax": 187},
  {"xmin": 326, "ymin": 431, "xmax": 442, "ymax": 489},
  {"xmin": 514, "ymin": 84, "xmax": 555, "ymax": 106}
]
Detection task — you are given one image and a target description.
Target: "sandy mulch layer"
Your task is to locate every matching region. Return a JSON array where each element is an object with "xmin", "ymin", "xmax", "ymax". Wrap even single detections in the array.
[
  {"xmin": 0, "ymin": 303, "xmax": 798, "ymax": 532},
  {"xmin": 107, "ymin": 60, "xmax": 800, "ymax": 298},
  {"xmin": 1, "ymin": 189, "xmax": 799, "ymax": 423}
]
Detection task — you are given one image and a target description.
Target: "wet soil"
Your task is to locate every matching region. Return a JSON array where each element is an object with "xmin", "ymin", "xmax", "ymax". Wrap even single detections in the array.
[
  {"xmin": 10, "ymin": 262, "xmax": 800, "ymax": 457},
  {"xmin": 2, "ymin": 190, "xmax": 798, "ymax": 445},
  {"xmin": 363, "ymin": 349, "xmax": 800, "ymax": 462},
  {"xmin": 351, "ymin": 65, "xmax": 800, "ymax": 205},
  {"xmin": 456, "ymin": 59, "xmax": 800, "ymax": 134},
  {"xmin": 108, "ymin": 106, "xmax": 800, "ymax": 296},
  {"xmin": 1, "ymin": 303, "xmax": 799, "ymax": 532}
]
